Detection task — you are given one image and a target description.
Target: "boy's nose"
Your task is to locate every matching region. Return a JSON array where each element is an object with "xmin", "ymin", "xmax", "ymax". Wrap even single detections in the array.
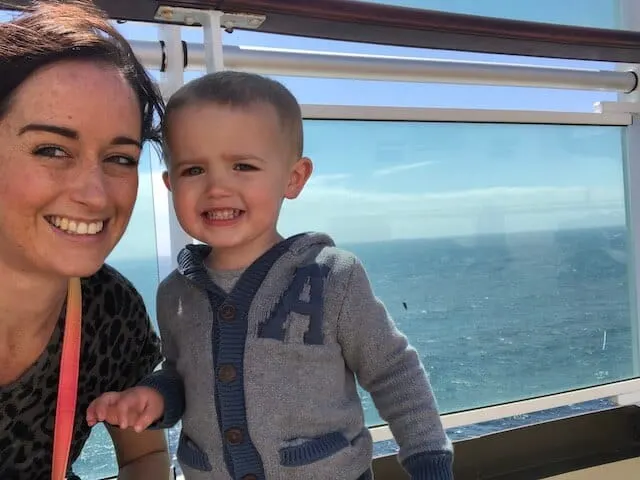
[{"xmin": 205, "ymin": 171, "xmax": 233, "ymax": 197}]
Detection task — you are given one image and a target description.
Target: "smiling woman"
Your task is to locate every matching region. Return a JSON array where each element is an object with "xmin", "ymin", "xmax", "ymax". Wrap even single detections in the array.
[
  {"xmin": 17, "ymin": 121, "xmax": 140, "ymax": 237},
  {"xmin": 0, "ymin": 1, "xmax": 170, "ymax": 479},
  {"xmin": 2, "ymin": 63, "xmax": 145, "ymax": 277}
]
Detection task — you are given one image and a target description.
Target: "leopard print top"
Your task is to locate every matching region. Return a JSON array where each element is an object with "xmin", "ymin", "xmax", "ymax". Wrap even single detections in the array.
[{"xmin": 0, "ymin": 264, "xmax": 163, "ymax": 480}]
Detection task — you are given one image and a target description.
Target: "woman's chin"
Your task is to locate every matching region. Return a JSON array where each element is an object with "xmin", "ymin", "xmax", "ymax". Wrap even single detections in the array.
[
  {"xmin": 47, "ymin": 254, "xmax": 109, "ymax": 279},
  {"xmin": 56, "ymin": 265, "xmax": 104, "ymax": 279}
]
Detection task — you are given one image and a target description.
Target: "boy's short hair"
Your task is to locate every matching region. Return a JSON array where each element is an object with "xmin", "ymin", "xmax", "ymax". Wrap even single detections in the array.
[{"xmin": 162, "ymin": 70, "xmax": 303, "ymax": 163}]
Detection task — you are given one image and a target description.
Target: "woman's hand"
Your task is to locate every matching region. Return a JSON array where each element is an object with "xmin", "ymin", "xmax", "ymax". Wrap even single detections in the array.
[{"xmin": 86, "ymin": 386, "xmax": 165, "ymax": 433}]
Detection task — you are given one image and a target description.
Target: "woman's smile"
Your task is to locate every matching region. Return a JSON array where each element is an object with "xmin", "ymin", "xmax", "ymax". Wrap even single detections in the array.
[{"xmin": 44, "ymin": 215, "xmax": 109, "ymax": 241}]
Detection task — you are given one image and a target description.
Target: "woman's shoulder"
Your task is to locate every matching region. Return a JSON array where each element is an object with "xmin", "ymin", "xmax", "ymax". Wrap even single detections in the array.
[
  {"xmin": 79, "ymin": 264, "xmax": 162, "ymax": 375},
  {"xmin": 84, "ymin": 263, "xmax": 145, "ymax": 302},
  {"xmin": 81, "ymin": 264, "xmax": 149, "ymax": 328},
  {"xmin": 79, "ymin": 263, "xmax": 163, "ymax": 387}
]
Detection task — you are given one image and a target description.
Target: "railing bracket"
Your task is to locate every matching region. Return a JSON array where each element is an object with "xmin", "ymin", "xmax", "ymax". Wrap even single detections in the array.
[
  {"xmin": 154, "ymin": 6, "xmax": 265, "ymax": 30},
  {"xmin": 594, "ymin": 101, "xmax": 640, "ymax": 114}
]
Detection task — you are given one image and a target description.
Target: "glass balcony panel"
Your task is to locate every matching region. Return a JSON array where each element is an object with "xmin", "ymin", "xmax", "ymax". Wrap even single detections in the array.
[{"xmin": 278, "ymin": 119, "xmax": 633, "ymax": 426}]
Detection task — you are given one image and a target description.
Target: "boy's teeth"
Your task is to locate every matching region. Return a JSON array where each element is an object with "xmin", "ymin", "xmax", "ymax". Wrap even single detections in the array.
[
  {"xmin": 207, "ymin": 209, "xmax": 241, "ymax": 220},
  {"xmin": 48, "ymin": 216, "xmax": 104, "ymax": 235}
]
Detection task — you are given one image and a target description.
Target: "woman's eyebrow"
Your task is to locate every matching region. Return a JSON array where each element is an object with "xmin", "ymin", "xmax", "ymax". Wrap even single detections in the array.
[
  {"xmin": 18, "ymin": 123, "xmax": 141, "ymax": 148},
  {"xmin": 19, "ymin": 123, "xmax": 77, "ymax": 139}
]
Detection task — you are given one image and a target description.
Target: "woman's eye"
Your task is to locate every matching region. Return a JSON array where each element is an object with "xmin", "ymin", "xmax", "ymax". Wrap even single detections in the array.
[
  {"xmin": 107, "ymin": 155, "xmax": 138, "ymax": 167},
  {"xmin": 33, "ymin": 146, "xmax": 67, "ymax": 158}
]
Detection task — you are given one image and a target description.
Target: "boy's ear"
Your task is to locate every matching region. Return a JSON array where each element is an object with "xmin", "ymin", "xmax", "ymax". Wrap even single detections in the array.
[
  {"xmin": 285, "ymin": 157, "xmax": 313, "ymax": 200},
  {"xmin": 162, "ymin": 171, "xmax": 172, "ymax": 192}
]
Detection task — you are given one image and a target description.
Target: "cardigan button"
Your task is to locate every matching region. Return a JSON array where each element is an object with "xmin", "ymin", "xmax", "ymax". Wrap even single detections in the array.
[
  {"xmin": 218, "ymin": 364, "xmax": 237, "ymax": 382},
  {"xmin": 225, "ymin": 427, "xmax": 243, "ymax": 445},
  {"xmin": 219, "ymin": 303, "xmax": 236, "ymax": 321}
]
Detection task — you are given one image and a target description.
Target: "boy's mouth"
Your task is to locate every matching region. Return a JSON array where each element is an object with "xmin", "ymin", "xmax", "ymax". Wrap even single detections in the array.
[
  {"xmin": 203, "ymin": 209, "xmax": 244, "ymax": 221},
  {"xmin": 45, "ymin": 215, "xmax": 107, "ymax": 235}
]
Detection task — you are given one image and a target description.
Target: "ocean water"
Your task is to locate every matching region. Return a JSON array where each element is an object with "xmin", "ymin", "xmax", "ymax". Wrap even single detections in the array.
[{"xmin": 72, "ymin": 226, "xmax": 634, "ymax": 478}]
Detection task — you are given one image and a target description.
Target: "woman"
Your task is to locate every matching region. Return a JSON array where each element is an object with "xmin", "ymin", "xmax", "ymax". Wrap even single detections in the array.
[{"xmin": 0, "ymin": 1, "xmax": 171, "ymax": 478}]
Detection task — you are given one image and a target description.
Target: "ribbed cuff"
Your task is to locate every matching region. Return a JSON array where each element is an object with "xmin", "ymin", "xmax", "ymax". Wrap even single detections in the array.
[
  {"xmin": 138, "ymin": 369, "xmax": 185, "ymax": 429},
  {"xmin": 402, "ymin": 451, "xmax": 454, "ymax": 480}
]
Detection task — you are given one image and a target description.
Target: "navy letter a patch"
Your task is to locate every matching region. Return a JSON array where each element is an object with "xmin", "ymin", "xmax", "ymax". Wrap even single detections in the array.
[{"xmin": 259, "ymin": 264, "xmax": 329, "ymax": 345}]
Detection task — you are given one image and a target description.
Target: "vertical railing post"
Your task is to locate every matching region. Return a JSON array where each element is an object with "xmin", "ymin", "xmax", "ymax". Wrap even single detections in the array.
[
  {"xmin": 202, "ymin": 10, "xmax": 225, "ymax": 73},
  {"xmin": 614, "ymin": 0, "xmax": 640, "ymax": 379},
  {"xmin": 154, "ymin": 8, "xmax": 228, "ymax": 274},
  {"xmin": 155, "ymin": 24, "xmax": 192, "ymax": 478},
  {"xmin": 157, "ymin": 24, "xmax": 193, "ymax": 273}
]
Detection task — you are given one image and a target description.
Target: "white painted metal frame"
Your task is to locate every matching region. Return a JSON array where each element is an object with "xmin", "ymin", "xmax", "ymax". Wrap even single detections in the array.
[
  {"xmin": 156, "ymin": 13, "xmax": 227, "ymax": 271},
  {"xmin": 299, "ymin": 104, "xmax": 638, "ymax": 444},
  {"xmin": 201, "ymin": 10, "xmax": 225, "ymax": 72},
  {"xmin": 157, "ymin": 24, "xmax": 193, "ymax": 272},
  {"xmin": 616, "ymin": 0, "xmax": 640, "ymax": 388},
  {"xmin": 153, "ymin": 2, "xmax": 640, "ymax": 453},
  {"xmin": 129, "ymin": 40, "xmax": 638, "ymax": 93},
  {"xmin": 161, "ymin": 99, "xmax": 639, "ymax": 443},
  {"xmin": 300, "ymin": 104, "xmax": 632, "ymax": 125},
  {"xmin": 370, "ymin": 378, "xmax": 640, "ymax": 443},
  {"xmin": 620, "ymin": 114, "xmax": 640, "ymax": 380}
]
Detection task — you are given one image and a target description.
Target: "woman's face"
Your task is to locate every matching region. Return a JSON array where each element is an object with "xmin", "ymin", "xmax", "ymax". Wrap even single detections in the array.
[{"xmin": 0, "ymin": 60, "xmax": 142, "ymax": 278}]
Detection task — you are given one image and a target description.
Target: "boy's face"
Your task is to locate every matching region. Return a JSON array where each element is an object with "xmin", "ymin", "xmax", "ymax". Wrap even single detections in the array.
[{"xmin": 163, "ymin": 102, "xmax": 312, "ymax": 269}]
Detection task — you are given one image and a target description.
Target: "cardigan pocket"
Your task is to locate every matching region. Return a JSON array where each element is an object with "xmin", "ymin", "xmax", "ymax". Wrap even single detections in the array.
[
  {"xmin": 177, "ymin": 431, "xmax": 212, "ymax": 471},
  {"xmin": 279, "ymin": 431, "xmax": 350, "ymax": 467},
  {"xmin": 358, "ymin": 468, "xmax": 374, "ymax": 480}
]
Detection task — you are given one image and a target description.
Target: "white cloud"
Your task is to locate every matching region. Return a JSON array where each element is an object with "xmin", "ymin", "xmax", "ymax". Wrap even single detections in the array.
[
  {"xmin": 278, "ymin": 184, "xmax": 625, "ymax": 244},
  {"xmin": 372, "ymin": 160, "xmax": 438, "ymax": 176},
  {"xmin": 108, "ymin": 169, "xmax": 626, "ymax": 261}
]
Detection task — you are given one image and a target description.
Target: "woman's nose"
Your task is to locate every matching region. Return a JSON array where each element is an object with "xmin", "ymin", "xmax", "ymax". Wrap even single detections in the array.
[{"xmin": 68, "ymin": 165, "xmax": 109, "ymax": 210}]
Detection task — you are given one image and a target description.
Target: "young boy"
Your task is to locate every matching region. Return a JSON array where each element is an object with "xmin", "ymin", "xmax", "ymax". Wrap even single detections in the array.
[{"xmin": 87, "ymin": 71, "xmax": 453, "ymax": 480}]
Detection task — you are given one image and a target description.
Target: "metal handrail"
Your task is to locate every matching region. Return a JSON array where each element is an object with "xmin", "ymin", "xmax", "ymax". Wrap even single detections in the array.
[{"xmin": 130, "ymin": 40, "xmax": 638, "ymax": 93}]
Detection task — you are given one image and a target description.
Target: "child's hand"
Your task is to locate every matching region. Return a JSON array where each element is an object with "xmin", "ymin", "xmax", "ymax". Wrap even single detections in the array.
[{"xmin": 86, "ymin": 386, "xmax": 165, "ymax": 433}]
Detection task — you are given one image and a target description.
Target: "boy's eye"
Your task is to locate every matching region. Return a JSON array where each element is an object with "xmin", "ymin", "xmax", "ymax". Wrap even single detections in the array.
[
  {"xmin": 182, "ymin": 166, "xmax": 204, "ymax": 176},
  {"xmin": 33, "ymin": 146, "xmax": 68, "ymax": 158},
  {"xmin": 233, "ymin": 163, "xmax": 258, "ymax": 171}
]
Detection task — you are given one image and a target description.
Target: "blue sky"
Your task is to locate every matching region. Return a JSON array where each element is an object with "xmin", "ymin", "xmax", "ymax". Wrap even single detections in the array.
[
  {"xmin": 103, "ymin": 1, "xmax": 629, "ymax": 264},
  {"xmin": 353, "ymin": 0, "xmax": 621, "ymax": 29}
]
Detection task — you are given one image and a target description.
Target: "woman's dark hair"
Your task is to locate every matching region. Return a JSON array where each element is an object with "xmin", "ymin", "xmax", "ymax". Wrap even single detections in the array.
[{"xmin": 0, "ymin": 0, "xmax": 164, "ymax": 146}]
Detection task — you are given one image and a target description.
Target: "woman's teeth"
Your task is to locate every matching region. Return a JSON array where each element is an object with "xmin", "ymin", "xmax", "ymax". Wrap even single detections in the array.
[{"xmin": 46, "ymin": 216, "xmax": 105, "ymax": 235}]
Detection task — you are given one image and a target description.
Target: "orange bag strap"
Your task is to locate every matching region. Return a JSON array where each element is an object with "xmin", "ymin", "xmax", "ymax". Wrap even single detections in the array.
[{"xmin": 51, "ymin": 277, "xmax": 82, "ymax": 480}]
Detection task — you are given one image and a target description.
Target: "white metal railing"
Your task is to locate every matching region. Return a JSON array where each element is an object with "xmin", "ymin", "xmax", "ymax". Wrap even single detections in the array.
[
  {"xmin": 144, "ymin": 8, "xmax": 640, "ymax": 472},
  {"xmin": 129, "ymin": 40, "xmax": 638, "ymax": 93},
  {"xmin": 300, "ymin": 104, "xmax": 632, "ymax": 124},
  {"xmin": 298, "ymin": 104, "xmax": 638, "ymax": 444},
  {"xmin": 86, "ymin": 3, "xmax": 640, "ymax": 476},
  {"xmin": 371, "ymin": 378, "xmax": 640, "ymax": 443}
]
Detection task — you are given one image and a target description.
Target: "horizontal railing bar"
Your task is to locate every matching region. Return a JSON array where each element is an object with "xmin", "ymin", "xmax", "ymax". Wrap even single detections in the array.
[
  {"xmin": 300, "ymin": 105, "xmax": 633, "ymax": 125},
  {"xmin": 130, "ymin": 40, "xmax": 638, "ymax": 93},
  {"xmin": 369, "ymin": 378, "xmax": 640, "ymax": 443},
  {"xmin": 6, "ymin": 0, "xmax": 634, "ymax": 63},
  {"xmin": 96, "ymin": 378, "xmax": 640, "ymax": 478}
]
